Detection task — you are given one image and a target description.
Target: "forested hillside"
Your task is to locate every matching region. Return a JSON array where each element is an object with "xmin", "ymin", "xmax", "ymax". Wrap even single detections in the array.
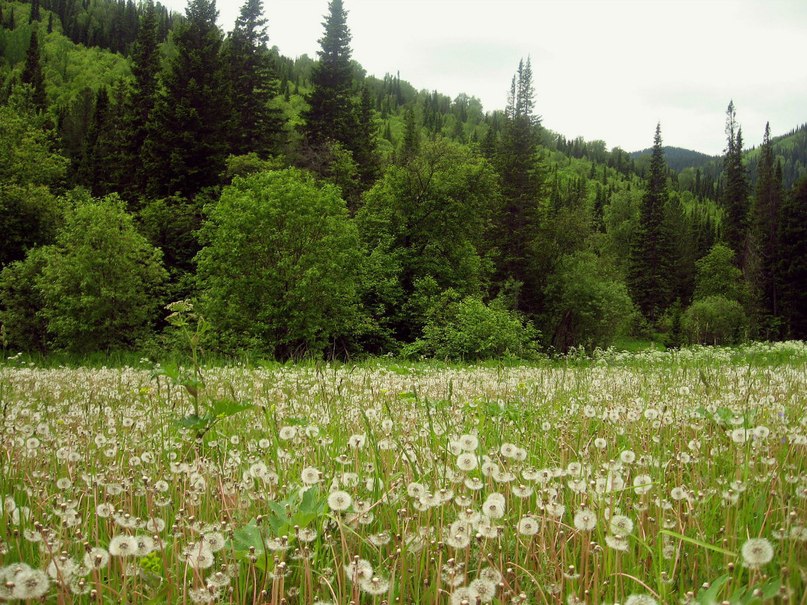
[{"xmin": 1, "ymin": 0, "xmax": 806, "ymax": 359}]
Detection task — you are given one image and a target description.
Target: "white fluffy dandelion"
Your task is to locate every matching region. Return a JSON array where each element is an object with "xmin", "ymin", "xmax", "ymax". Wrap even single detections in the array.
[
  {"xmin": 327, "ymin": 490, "xmax": 352, "ymax": 512},
  {"xmin": 456, "ymin": 453, "xmax": 478, "ymax": 471},
  {"xmin": 741, "ymin": 537, "xmax": 774, "ymax": 568},
  {"xmin": 108, "ymin": 534, "xmax": 138, "ymax": 557},
  {"xmin": 12, "ymin": 568, "xmax": 50, "ymax": 600},
  {"xmin": 625, "ymin": 594, "xmax": 658, "ymax": 605},
  {"xmin": 574, "ymin": 509, "xmax": 597, "ymax": 532}
]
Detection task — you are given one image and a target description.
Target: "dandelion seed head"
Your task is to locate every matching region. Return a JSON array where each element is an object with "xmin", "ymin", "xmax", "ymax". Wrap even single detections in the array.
[{"xmin": 741, "ymin": 537, "xmax": 774, "ymax": 568}]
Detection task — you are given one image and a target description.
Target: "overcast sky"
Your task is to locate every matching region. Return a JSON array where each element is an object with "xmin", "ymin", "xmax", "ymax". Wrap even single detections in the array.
[{"xmin": 161, "ymin": 0, "xmax": 807, "ymax": 155}]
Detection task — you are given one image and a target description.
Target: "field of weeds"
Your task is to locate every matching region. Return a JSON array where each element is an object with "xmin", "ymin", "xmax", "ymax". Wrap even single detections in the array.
[{"xmin": 0, "ymin": 342, "xmax": 806, "ymax": 604}]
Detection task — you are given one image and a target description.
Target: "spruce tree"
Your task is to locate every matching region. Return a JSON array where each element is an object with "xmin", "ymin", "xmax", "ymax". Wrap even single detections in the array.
[
  {"xmin": 122, "ymin": 0, "xmax": 161, "ymax": 200},
  {"xmin": 749, "ymin": 122, "xmax": 783, "ymax": 335},
  {"xmin": 351, "ymin": 84, "xmax": 379, "ymax": 189},
  {"xmin": 721, "ymin": 101, "xmax": 749, "ymax": 262},
  {"xmin": 495, "ymin": 57, "xmax": 543, "ymax": 316},
  {"xmin": 629, "ymin": 124, "xmax": 675, "ymax": 322},
  {"xmin": 143, "ymin": 0, "xmax": 229, "ymax": 198},
  {"xmin": 779, "ymin": 177, "xmax": 807, "ymax": 339},
  {"xmin": 29, "ymin": 0, "xmax": 40, "ymax": 23},
  {"xmin": 227, "ymin": 0, "xmax": 286, "ymax": 157},
  {"xmin": 401, "ymin": 105, "xmax": 420, "ymax": 162},
  {"xmin": 21, "ymin": 29, "xmax": 47, "ymax": 111},
  {"xmin": 302, "ymin": 0, "xmax": 355, "ymax": 149}
]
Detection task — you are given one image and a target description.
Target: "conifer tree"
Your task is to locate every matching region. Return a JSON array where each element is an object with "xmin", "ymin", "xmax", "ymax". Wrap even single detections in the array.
[
  {"xmin": 351, "ymin": 84, "xmax": 379, "ymax": 188},
  {"xmin": 302, "ymin": 0, "xmax": 355, "ymax": 149},
  {"xmin": 401, "ymin": 105, "xmax": 420, "ymax": 162},
  {"xmin": 144, "ymin": 0, "xmax": 229, "ymax": 198},
  {"xmin": 227, "ymin": 0, "xmax": 285, "ymax": 157},
  {"xmin": 721, "ymin": 101, "xmax": 749, "ymax": 262},
  {"xmin": 21, "ymin": 29, "xmax": 47, "ymax": 111},
  {"xmin": 779, "ymin": 177, "xmax": 807, "ymax": 339},
  {"xmin": 495, "ymin": 57, "xmax": 543, "ymax": 316},
  {"xmin": 749, "ymin": 122, "xmax": 783, "ymax": 334},
  {"xmin": 29, "ymin": 0, "xmax": 41, "ymax": 23},
  {"xmin": 629, "ymin": 124, "xmax": 675, "ymax": 322},
  {"xmin": 122, "ymin": 0, "xmax": 161, "ymax": 199}
]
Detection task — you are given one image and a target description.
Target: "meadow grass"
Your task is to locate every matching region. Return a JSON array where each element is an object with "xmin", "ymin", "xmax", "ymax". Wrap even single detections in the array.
[{"xmin": 0, "ymin": 342, "xmax": 805, "ymax": 604}]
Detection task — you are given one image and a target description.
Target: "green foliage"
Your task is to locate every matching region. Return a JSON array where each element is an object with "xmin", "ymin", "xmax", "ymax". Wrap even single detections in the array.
[
  {"xmin": 226, "ymin": 0, "xmax": 286, "ymax": 158},
  {"xmin": 495, "ymin": 57, "xmax": 544, "ymax": 316},
  {"xmin": 544, "ymin": 251, "xmax": 635, "ymax": 352},
  {"xmin": 37, "ymin": 194, "xmax": 168, "ymax": 352},
  {"xmin": 0, "ymin": 247, "xmax": 50, "ymax": 351},
  {"xmin": 143, "ymin": 0, "xmax": 229, "ymax": 198},
  {"xmin": 196, "ymin": 168, "xmax": 364, "ymax": 358},
  {"xmin": 681, "ymin": 296, "xmax": 749, "ymax": 346},
  {"xmin": 629, "ymin": 124, "xmax": 675, "ymax": 322},
  {"xmin": 603, "ymin": 188, "xmax": 641, "ymax": 276},
  {"xmin": 357, "ymin": 139, "xmax": 499, "ymax": 342},
  {"xmin": 137, "ymin": 195, "xmax": 201, "ymax": 301},
  {"xmin": 779, "ymin": 177, "xmax": 807, "ymax": 338},
  {"xmin": 21, "ymin": 28, "xmax": 46, "ymax": 109},
  {"xmin": 405, "ymin": 294, "xmax": 538, "ymax": 361},
  {"xmin": 42, "ymin": 28, "xmax": 132, "ymax": 110},
  {"xmin": 0, "ymin": 96, "xmax": 68, "ymax": 266},
  {"xmin": 693, "ymin": 243, "xmax": 748, "ymax": 303},
  {"xmin": 302, "ymin": 0, "xmax": 354, "ymax": 149},
  {"xmin": 721, "ymin": 101, "xmax": 749, "ymax": 260}
]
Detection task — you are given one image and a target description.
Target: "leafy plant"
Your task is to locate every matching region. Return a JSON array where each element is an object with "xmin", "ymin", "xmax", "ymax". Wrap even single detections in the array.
[{"xmin": 152, "ymin": 300, "xmax": 253, "ymax": 439}]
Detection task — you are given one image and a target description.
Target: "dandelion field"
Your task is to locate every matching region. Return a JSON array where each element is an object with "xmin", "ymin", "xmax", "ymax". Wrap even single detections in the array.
[{"xmin": 1, "ymin": 343, "xmax": 806, "ymax": 604}]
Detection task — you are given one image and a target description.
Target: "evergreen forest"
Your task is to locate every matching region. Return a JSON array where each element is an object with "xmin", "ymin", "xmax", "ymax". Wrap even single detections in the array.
[{"xmin": 2, "ymin": 0, "xmax": 807, "ymax": 360}]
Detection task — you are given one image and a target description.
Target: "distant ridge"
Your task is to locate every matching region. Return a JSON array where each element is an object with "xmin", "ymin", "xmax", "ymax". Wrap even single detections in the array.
[{"xmin": 629, "ymin": 146, "xmax": 717, "ymax": 172}]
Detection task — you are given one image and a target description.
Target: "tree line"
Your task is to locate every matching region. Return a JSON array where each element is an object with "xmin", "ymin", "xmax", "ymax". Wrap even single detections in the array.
[{"xmin": 1, "ymin": 0, "xmax": 806, "ymax": 359}]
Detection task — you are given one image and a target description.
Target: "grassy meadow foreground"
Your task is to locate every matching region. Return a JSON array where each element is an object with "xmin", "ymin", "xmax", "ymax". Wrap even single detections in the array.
[{"xmin": 1, "ymin": 344, "xmax": 806, "ymax": 604}]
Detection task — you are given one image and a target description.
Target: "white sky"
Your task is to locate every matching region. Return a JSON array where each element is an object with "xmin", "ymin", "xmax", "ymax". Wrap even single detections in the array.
[{"xmin": 162, "ymin": 0, "xmax": 807, "ymax": 155}]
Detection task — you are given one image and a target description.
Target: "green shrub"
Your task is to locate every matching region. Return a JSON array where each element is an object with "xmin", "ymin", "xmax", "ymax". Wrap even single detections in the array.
[
  {"xmin": 0, "ymin": 247, "xmax": 50, "ymax": 352},
  {"xmin": 405, "ymin": 296, "xmax": 538, "ymax": 361},
  {"xmin": 196, "ymin": 168, "xmax": 364, "ymax": 359},
  {"xmin": 682, "ymin": 295, "xmax": 749, "ymax": 345},
  {"xmin": 544, "ymin": 251, "xmax": 636, "ymax": 352},
  {"xmin": 37, "ymin": 194, "xmax": 168, "ymax": 353}
]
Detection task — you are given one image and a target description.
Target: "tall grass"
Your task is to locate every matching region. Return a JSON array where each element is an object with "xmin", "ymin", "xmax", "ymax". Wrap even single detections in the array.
[{"xmin": 0, "ymin": 342, "xmax": 805, "ymax": 603}]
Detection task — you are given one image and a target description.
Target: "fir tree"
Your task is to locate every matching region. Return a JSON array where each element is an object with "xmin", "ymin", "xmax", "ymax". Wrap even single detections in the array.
[
  {"xmin": 401, "ymin": 105, "xmax": 420, "ymax": 162},
  {"xmin": 302, "ymin": 0, "xmax": 355, "ymax": 149},
  {"xmin": 120, "ymin": 0, "xmax": 161, "ymax": 200},
  {"xmin": 144, "ymin": 0, "xmax": 229, "ymax": 198},
  {"xmin": 351, "ymin": 84, "xmax": 379, "ymax": 189},
  {"xmin": 29, "ymin": 0, "xmax": 41, "ymax": 23},
  {"xmin": 495, "ymin": 57, "xmax": 544, "ymax": 316},
  {"xmin": 721, "ymin": 100, "xmax": 749, "ymax": 262},
  {"xmin": 629, "ymin": 124, "xmax": 675, "ymax": 322},
  {"xmin": 749, "ymin": 122, "xmax": 784, "ymax": 335},
  {"xmin": 21, "ymin": 28, "xmax": 47, "ymax": 110},
  {"xmin": 779, "ymin": 177, "xmax": 807, "ymax": 339},
  {"xmin": 227, "ymin": 0, "xmax": 286, "ymax": 157}
]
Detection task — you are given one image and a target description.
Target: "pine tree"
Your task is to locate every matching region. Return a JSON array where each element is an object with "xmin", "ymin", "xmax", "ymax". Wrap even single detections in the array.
[
  {"xmin": 227, "ymin": 0, "xmax": 286, "ymax": 157},
  {"xmin": 401, "ymin": 105, "xmax": 420, "ymax": 162},
  {"xmin": 629, "ymin": 124, "xmax": 675, "ymax": 322},
  {"xmin": 21, "ymin": 28, "xmax": 47, "ymax": 110},
  {"xmin": 721, "ymin": 100, "xmax": 749, "ymax": 262},
  {"xmin": 29, "ymin": 0, "xmax": 41, "ymax": 23},
  {"xmin": 143, "ymin": 0, "xmax": 230, "ymax": 198},
  {"xmin": 749, "ymin": 122, "xmax": 784, "ymax": 335},
  {"xmin": 302, "ymin": 0, "xmax": 355, "ymax": 149},
  {"xmin": 351, "ymin": 84, "xmax": 379, "ymax": 189},
  {"xmin": 75, "ymin": 86, "xmax": 109, "ymax": 189},
  {"xmin": 119, "ymin": 0, "xmax": 161, "ymax": 200},
  {"xmin": 779, "ymin": 177, "xmax": 807, "ymax": 339},
  {"xmin": 495, "ymin": 57, "xmax": 544, "ymax": 316}
]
